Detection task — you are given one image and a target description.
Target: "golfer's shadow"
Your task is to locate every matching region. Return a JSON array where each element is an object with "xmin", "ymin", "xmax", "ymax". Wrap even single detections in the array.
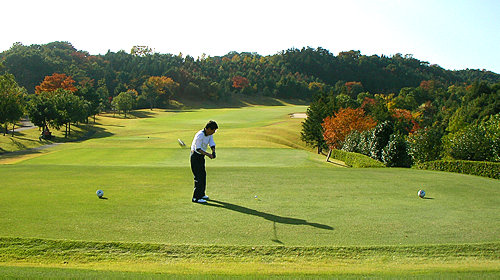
[{"xmin": 206, "ymin": 199, "xmax": 333, "ymax": 230}]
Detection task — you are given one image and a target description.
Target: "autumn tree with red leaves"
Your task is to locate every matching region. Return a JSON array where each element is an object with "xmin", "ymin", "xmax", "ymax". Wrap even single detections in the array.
[
  {"xmin": 391, "ymin": 108, "xmax": 421, "ymax": 134},
  {"xmin": 35, "ymin": 73, "xmax": 77, "ymax": 94},
  {"xmin": 232, "ymin": 76, "xmax": 249, "ymax": 89},
  {"xmin": 322, "ymin": 107, "xmax": 377, "ymax": 150},
  {"xmin": 344, "ymin": 81, "xmax": 364, "ymax": 97}
]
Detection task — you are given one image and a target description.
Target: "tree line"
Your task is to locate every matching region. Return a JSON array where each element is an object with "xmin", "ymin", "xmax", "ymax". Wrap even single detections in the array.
[
  {"xmin": 1, "ymin": 41, "xmax": 499, "ymax": 102},
  {"xmin": 302, "ymin": 79, "xmax": 499, "ymax": 167},
  {"xmin": 1, "ymin": 41, "xmax": 499, "ymax": 146}
]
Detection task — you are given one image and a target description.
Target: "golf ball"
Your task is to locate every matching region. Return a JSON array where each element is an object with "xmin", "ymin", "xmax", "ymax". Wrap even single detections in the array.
[
  {"xmin": 418, "ymin": 190, "xmax": 425, "ymax": 198},
  {"xmin": 96, "ymin": 189, "xmax": 104, "ymax": 198}
]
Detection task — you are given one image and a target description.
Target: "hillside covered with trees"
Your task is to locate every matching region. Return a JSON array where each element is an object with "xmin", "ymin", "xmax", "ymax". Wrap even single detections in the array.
[
  {"xmin": 1, "ymin": 41, "xmax": 499, "ymax": 175},
  {"xmin": 1, "ymin": 41, "xmax": 499, "ymax": 104}
]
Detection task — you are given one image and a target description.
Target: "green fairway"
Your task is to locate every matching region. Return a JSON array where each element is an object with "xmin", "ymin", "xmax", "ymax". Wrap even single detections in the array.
[{"xmin": 1, "ymin": 105, "xmax": 499, "ymax": 277}]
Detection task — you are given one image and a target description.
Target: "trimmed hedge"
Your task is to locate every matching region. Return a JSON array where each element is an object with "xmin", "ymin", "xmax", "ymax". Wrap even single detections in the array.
[
  {"xmin": 415, "ymin": 160, "xmax": 500, "ymax": 179},
  {"xmin": 331, "ymin": 149, "xmax": 385, "ymax": 168}
]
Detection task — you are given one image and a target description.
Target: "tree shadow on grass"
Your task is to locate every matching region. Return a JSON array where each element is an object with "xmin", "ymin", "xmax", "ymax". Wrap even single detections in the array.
[
  {"xmin": 128, "ymin": 110, "xmax": 156, "ymax": 119},
  {"xmin": 0, "ymin": 126, "xmax": 113, "ymax": 159},
  {"xmin": 206, "ymin": 199, "xmax": 333, "ymax": 230}
]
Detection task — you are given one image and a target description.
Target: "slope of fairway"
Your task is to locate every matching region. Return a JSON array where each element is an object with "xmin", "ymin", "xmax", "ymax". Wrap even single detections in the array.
[{"xmin": 0, "ymin": 105, "xmax": 499, "ymax": 277}]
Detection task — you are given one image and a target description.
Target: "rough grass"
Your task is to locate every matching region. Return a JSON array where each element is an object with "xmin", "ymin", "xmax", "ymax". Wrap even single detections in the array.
[{"xmin": 0, "ymin": 237, "xmax": 499, "ymax": 277}]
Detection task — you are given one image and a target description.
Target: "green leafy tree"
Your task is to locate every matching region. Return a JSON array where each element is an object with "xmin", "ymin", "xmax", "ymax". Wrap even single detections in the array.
[
  {"xmin": 0, "ymin": 74, "xmax": 26, "ymax": 135},
  {"xmin": 484, "ymin": 114, "xmax": 500, "ymax": 161},
  {"xmin": 96, "ymin": 79, "xmax": 110, "ymax": 111},
  {"xmin": 112, "ymin": 90, "xmax": 136, "ymax": 117},
  {"xmin": 76, "ymin": 83, "xmax": 101, "ymax": 123},
  {"xmin": 0, "ymin": 43, "xmax": 55, "ymax": 93},
  {"xmin": 382, "ymin": 134, "xmax": 412, "ymax": 167},
  {"xmin": 447, "ymin": 81, "xmax": 500, "ymax": 132},
  {"xmin": 301, "ymin": 100, "xmax": 328, "ymax": 154},
  {"xmin": 369, "ymin": 121, "xmax": 394, "ymax": 161},
  {"xmin": 443, "ymin": 123, "xmax": 495, "ymax": 161},
  {"xmin": 27, "ymin": 92, "xmax": 58, "ymax": 133},
  {"xmin": 301, "ymin": 91, "xmax": 334, "ymax": 154},
  {"xmin": 131, "ymin": 45, "xmax": 153, "ymax": 57},
  {"xmin": 407, "ymin": 127, "xmax": 443, "ymax": 164},
  {"xmin": 53, "ymin": 90, "xmax": 89, "ymax": 137}
]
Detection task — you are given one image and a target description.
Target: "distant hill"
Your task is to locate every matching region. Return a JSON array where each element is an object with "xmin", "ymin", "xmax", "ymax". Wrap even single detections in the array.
[{"xmin": 1, "ymin": 42, "xmax": 499, "ymax": 102}]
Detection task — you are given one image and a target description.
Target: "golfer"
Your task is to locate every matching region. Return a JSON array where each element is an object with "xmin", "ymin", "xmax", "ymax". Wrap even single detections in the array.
[{"xmin": 190, "ymin": 120, "xmax": 218, "ymax": 203}]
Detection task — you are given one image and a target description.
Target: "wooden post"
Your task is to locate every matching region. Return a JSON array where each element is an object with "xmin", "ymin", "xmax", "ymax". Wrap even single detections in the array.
[{"xmin": 326, "ymin": 148, "xmax": 332, "ymax": 162}]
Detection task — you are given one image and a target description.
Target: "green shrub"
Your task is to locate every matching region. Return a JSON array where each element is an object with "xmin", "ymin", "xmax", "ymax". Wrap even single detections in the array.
[
  {"xmin": 443, "ymin": 123, "xmax": 495, "ymax": 161},
  {"xmin": 382, "ymin": 134, "xmax": 412, "ymax": 167},
  {"xmin": 408, "ymin": 127, "xmax": 443, "ymax": 164},
  {"xmin": 342, "ymin": 130, "xmax": 362, "ymax": 153},
  {"xmin": 358, "ymin": 130, "xmax": 373, "ymax": 156},
  {"xmin": 342, "ymin": 130, "xmax": 373, "ymax": 157},
  {"xmin": 415, "ymin": 160, "xmax": 500, "ymax": 179},
  {"xmin": 331, "ymin": 149, "xmax": 385, "ymax": 168},
  {"xmin": 484, "ymin": 114, "xmax": 500, "ymax": 161},
  {"xmin": 370, "ymin": 121, "xmax": 393, "ymax": 161}
]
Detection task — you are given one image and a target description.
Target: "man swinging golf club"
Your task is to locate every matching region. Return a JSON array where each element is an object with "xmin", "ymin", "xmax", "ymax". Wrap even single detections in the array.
[{"xmin": 190, "ymin": 120, "xmax": 218, "ymax": 203}]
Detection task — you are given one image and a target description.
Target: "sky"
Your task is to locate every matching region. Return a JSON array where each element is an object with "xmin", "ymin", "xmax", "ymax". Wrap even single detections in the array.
[{"xmin": 2, "ymin": 0, "xmax": 499, "ymax": 73}]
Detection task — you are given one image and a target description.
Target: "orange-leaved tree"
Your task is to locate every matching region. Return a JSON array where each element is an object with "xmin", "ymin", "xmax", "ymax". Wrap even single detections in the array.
[
  {"xmin": 35, "ymin": 73, "xmax": 77, "ymax": 94},
  {"xmin": 232, "ymin": 76, "xmax": 249, "ymax": 89},
  {"xmin": 391, "ymin": 108, "xmax": 421, "ymax": 134},
  {"xmin": 322, "ymin": 107, "xmax": 377, "ymax": 150},
  {"xmin": 141, "ymin": 76, "xmax": 179, "ymax": 109}
]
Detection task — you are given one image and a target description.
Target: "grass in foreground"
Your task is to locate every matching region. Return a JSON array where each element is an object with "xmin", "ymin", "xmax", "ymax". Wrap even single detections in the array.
[
  {"xmin": 1, "ymin": 266, "xmax": 498, "ymax": 279},
  {"xmin": 0, "ymin": 165, "xmax": 498, "ymax": 246},
  {"xmin": 0, "ymin": 237, "xmax": 499, "ymax": 278}
]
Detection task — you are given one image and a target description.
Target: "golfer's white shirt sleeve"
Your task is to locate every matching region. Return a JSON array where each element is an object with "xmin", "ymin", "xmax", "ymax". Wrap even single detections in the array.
[{"xmin": 209, "ymin": 135, "xmax": 215, "ymax": 148}]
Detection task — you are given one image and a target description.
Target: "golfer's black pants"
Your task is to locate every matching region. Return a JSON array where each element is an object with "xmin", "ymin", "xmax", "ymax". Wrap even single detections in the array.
[{"xmin": 190, "ymin": 152, "xmax": 206, "ymax": 199}]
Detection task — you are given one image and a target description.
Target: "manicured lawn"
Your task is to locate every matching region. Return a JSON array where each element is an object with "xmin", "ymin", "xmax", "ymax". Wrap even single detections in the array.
[{"xmin": 0, "ymin": 105, "xmax": 499, "ymax": 277}]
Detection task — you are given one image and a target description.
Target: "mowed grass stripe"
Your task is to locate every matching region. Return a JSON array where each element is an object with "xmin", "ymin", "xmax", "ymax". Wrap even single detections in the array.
[
  {"xmin": 0, "ymin": 238, "xmax": 499, "ymax": 277},
  {"xmin": 17, "ymin": 148, "xmax": 326, "ymax": 167},
  {"xmin": 1, "ymin": 237, "xmax": 498, "ymax": 262}
]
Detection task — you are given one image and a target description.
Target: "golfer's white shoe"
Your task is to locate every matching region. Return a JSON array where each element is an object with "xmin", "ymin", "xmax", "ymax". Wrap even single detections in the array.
[
  {"xmin": 202, "ymin": 195, "xmax": 209, "ymax": 200},
  {"xmin": 192, "ymin": 198, "xmax": 207, "ymax": 204}
]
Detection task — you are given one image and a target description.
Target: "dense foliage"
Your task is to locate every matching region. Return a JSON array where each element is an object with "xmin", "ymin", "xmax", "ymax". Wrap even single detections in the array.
[
  {"xmin": 1, "ymin": 41, "xmax": 499, "ymax": 103},
  {"xmin": 1, "ymin": 41, "xmax": 499, "ymax": 169},
  {"xmin": 312, "ymin": 79, "xmax": 499, "ymax": 169},
  {"xmin": 322, "ymin": 108, "xmax": 376, "ymax": 150},
  {"xmin": 293, "ymin": 48, "xmax": 499, "ymax": 169},
  {"xmin": 0, "ymin": 74, "xmax": 25, "ymax": 135}
]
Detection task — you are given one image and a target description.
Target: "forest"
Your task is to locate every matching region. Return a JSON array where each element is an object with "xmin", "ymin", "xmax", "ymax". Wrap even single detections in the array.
[
  {"xmin": 0, "ymin": 41, "xmax": 499, "ymax": 173},
  {"xmin": 1, "ymin": 41, "xmax": 499, "ymax": 103}
]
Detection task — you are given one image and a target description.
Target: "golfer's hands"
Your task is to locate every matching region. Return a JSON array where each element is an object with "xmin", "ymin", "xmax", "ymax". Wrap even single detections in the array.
[
  {"xmin": 212, "ymin": 152, "xmax": 216, "ymax": 159},
  {"xmin": 207, "ymin": 153, "xmax": 215, "ymax": 159}
]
